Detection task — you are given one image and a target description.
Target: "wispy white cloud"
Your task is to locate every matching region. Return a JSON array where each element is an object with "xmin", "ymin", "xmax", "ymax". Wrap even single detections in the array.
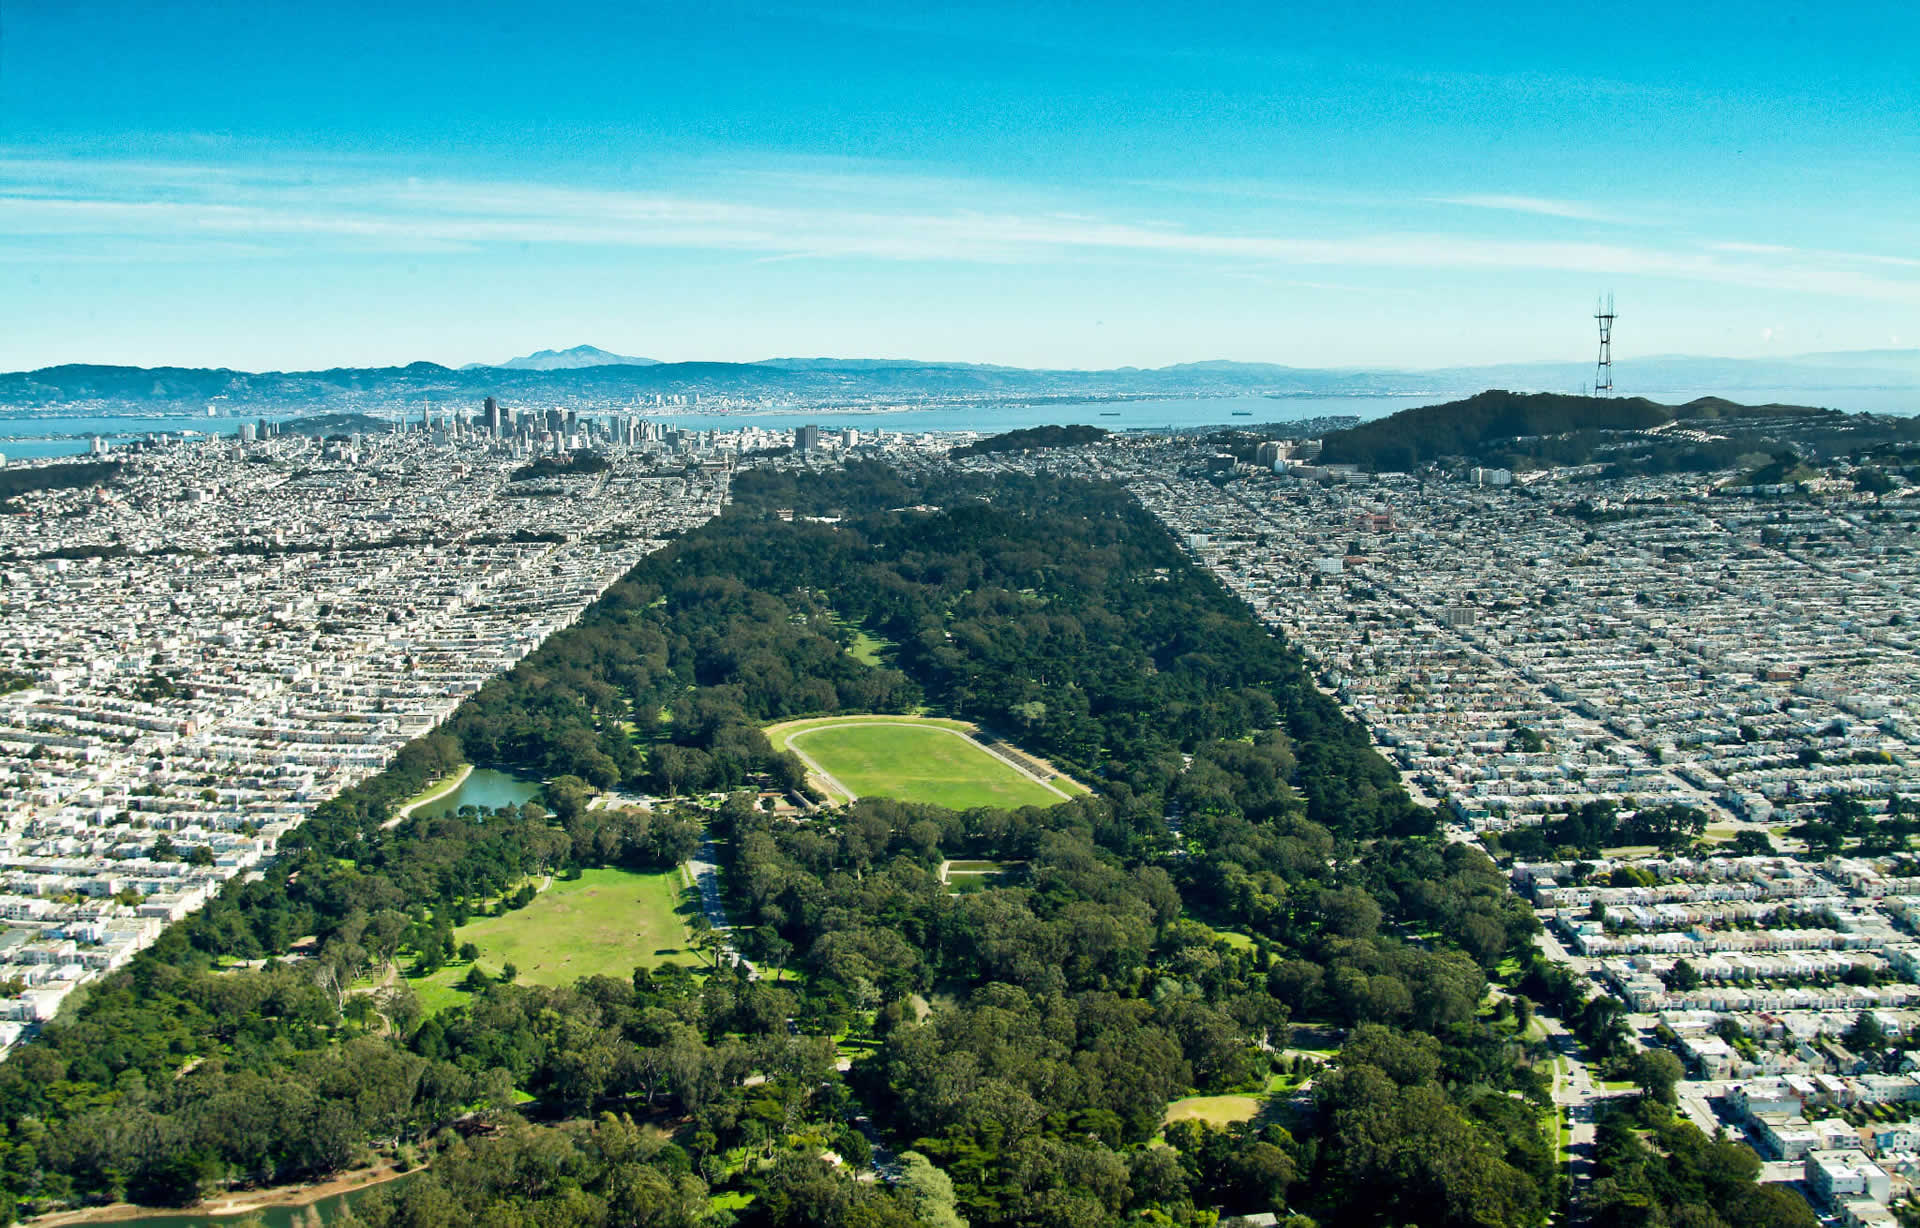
[
  {"xmin": 1710, "ymin": 239, "xmax": 1920, "ymax": 270},
  {"xmin": 3, "ymin": 155, "xmax": 1918, "ymax": 306},
  {"xmin": 1430, "ymin": 194, "xmax": 1628, "ymax": 224}
]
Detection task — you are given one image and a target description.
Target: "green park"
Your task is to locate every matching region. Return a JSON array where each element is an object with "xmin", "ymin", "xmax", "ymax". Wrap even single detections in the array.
[{"xmin": 410, "ymin": 867, "xmax": 694, "ymax": 1014}]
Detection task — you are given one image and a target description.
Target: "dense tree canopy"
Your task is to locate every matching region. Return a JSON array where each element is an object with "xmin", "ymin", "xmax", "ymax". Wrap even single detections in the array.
[{"xmin": 0, "ymin": 465, "xmax": 1801, "ymax": 1228}]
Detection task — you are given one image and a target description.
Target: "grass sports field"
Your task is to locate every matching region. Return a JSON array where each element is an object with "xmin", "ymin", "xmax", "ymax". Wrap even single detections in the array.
[
  {"xmin": 768, "ymin": 715, "xmax": 1075, "ymax": 810},
  {"xmin": 1163, "ymin": 1095, "xmax": 1264, "ymax": 1128},
  {"xmin": 409, "ymin": 867, "xmax": 693, "ymax": 1013}
]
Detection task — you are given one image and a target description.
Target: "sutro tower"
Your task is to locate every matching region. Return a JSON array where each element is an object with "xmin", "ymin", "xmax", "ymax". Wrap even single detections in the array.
[{"xmin": 1593, "ymin": 294, "xmax": 1617, "ymax": 397}]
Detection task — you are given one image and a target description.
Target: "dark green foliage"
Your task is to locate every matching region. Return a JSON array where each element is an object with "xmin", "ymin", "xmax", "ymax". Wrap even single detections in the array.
[
  {"xmin": 949, "ymin": 425, "xmax": 1109, "ymax": 457},
  {"xmin": 1587, "ymin": 1102, "xmax": 1815, "ymax": 1228},
  {"xmin": 510, "ymin": 450, "xmax": 613, "ymax": 480},
  {"xmin": 0, "ymin": 727, "xmax": 706, "ymax": 1208},
  {"xmin": 0, "ymin": 460, "xmax": 121, "ymax": 502},
  {"xmin": 1309, "ymin": 1026, "xmax": 1551, "ymax": 1228},
  {"xmin": 1626, "ymin": 1050, "xmax": 1685, "ymax": 1106},
  {"xmin": 277, "ymin": 412, "xmax": 389, "ymax": 437},
  {"xmin": 1490, "ymin": 799, "xmax": 1707, "ymax": 860},
  {"xmin": 444, "ymin": 465, "xmax": 1423, "ymax": 838},
  {"xmin": 1845, "ymin": 1010, "xmax": 1888, "ymax": 1053},
  {"xmin": 347, "ymin": 1116, "xmax": 716, "ymax": 1227},
  {"xmin": 1318, "ymin": 391, "xmax": 1673, "ymax": 470},
  {"xmin": 1315, "ymin": 390, "xmax": 1917, "ymax": 477},
  {"xmin": 1853, "ymin": 466, "xmax": 1896, "ymax": 495},
  {"xmin": 1728, "ymin": 829, "xmax": 1775, "ymax": 856},
  {"xmin": 0, "ymin": 463, "xmax": 1799, "ymax": 1227},
  {"xmin": 443, "ymin": 537, "xmax": 916, "ymax": 793},
  {"xmin": 706, "ymin": 467, "xmax": 1427, "ymax": 833}
]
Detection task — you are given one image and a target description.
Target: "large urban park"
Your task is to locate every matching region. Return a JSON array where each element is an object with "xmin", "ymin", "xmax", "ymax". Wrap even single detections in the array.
[{"xmin": 404, "ymin": 714, "xmax": 1078, "ymax": 1012}]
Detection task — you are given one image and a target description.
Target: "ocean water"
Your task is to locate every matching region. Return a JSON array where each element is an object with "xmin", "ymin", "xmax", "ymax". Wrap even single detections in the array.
[
  {"xmin": 0, "ymin": 396, "xmax": 1421, "ymax": 459},
  {"xmin": 0, "ymin": 413, "xmax": 257, "ymax": 460},
  {"xmin": 1, "ymin": 388, "xmax": 1912, "ymax": 460},
  {"xmin": 647, "ymin": 394, "xmax": 1440, "ymax": 434}
]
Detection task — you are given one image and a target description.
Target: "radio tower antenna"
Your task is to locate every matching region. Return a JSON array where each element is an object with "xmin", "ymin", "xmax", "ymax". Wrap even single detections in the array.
[{"xmin": 1594, "ymin": 294, "xmax": 1617, "ymax": 397}]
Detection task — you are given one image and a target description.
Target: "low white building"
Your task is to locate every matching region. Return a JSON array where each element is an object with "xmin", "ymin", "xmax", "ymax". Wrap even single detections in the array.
[
  {"xmin": 1842, "ymin": 1200, "xmax": 1898, "ymax": 1228},
  {"xmin": 1807, "ymin": 1151, "xmax": 1891, "ymax": 1207}
]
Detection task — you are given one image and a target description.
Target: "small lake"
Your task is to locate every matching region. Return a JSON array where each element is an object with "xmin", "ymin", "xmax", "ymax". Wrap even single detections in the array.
[
  {"xmin": 100, "ymin": 1172, "xmax": 418, "ymax": 1228},
  {"xmin": 413, "ymin": 768, "xmax": 540, "ymax": 819}
]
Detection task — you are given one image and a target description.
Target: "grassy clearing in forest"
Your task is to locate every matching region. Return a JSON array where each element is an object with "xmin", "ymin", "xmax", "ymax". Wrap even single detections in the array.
[
  {"xmin": 409, "ymin": 868, "xmax": 694, "ymax": 1011},
  {"xmin": 848, "ymin": 630, "xmax": 893, "ymax": 666},
  {"xmin": 1163, "ymin": 1095, "xmax": 1264, "ymax": 1128},
  {"xmin": 770, "ymin": 715, "xmax": 1069, "ymax": 810}
]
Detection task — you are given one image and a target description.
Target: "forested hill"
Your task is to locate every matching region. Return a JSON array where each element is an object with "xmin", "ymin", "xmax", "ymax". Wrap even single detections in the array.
[
  {"xmin": 278, "ymin": 412, "xmax": 389, "ymax": 437},
  {"xmin": 1316, "ymin": 389, "xmax": 1833, "ymax": 471},
  {"xmin": 0, "ymin": 460, "xmax": 120, "ymax": 502},
  {"xmin": 947, "ymin": 423, "xmax": 1109, "ymax": 457}
]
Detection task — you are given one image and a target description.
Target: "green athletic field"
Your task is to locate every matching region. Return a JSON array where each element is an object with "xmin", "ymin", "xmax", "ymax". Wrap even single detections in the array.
[
  {"xmin": 770, "ymin": 716, "xmax": 1070, "ymax": 810},
  {"xmin": 409, "ymin": 867, "xmax": 693, "ymax": 1012}
]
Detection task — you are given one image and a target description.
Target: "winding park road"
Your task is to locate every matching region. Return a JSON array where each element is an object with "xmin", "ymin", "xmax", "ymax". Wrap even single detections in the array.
[
  {"xmin": 686, "ymin": 837, "xmax": 757, "ymax": 979},
  {"xmin": 781, "ymin": 720, "xmax": 1073, "ymax": 805}
]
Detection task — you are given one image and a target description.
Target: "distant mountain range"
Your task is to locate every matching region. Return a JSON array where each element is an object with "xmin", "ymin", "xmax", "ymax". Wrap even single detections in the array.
[
  {"xmin": 478, "ymin": 345, "xmax": 661, "ymax": 371},
  {"xmin": 0, "ymin": 347, "xmax": 1914, "ymax": 414}
]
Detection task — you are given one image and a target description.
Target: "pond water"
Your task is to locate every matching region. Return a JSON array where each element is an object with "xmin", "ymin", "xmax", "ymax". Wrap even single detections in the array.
[
  {"xmin": 413, "ymin": 767, "xmax": 540, "ymax": 819},
  {"xmin": 102, "ymin": 1172, "xmax": 419, "ymax": 1227}
]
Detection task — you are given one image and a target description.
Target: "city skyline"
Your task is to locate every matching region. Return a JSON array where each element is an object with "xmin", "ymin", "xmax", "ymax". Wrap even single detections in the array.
[{"xmin": 2, "ymin": 1, "xmax": 1916, "ymax": 371}]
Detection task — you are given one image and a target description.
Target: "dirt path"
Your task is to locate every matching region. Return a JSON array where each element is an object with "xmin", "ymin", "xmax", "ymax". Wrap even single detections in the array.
[
  {"xmin": 28, "ymin": 1163, "xmax": 413, "ymax": 1226},
  {"xmin": 781, "ymin": 738, "xmax": 862, "ymax": 804}
]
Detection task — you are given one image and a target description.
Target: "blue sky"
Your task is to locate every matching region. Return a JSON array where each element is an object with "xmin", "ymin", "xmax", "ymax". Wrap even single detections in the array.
[{"xmin": 1, "ymin": 0, "xmax": 1915, "ymax": 371}]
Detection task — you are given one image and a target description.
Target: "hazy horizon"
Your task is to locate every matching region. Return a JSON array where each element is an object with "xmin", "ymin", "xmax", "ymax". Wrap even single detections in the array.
[{"xmin": 7, "ymin": 342, "xmax": 1920, "ymax": 379}]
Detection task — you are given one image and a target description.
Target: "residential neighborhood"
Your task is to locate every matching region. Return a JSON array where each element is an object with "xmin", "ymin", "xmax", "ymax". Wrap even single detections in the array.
[
  {"xmin": 3, "ymin": 415, "xmax": 1917, "ymax": 1219},
  {"xmin": 940, "ymin": 429, "xmax": 1920, "ymax": 1217},
  {"xmin": 0, "ymin": 423, "xmax": 730, "ymax": 1039}
]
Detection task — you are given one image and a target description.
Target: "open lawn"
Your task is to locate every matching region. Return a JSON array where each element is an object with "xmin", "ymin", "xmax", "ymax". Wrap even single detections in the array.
[
  {"xmin": 848, "ymin": 630, "xmax": 893, "ymax": 666},
  {"xmin": 825, "ymin": 610, "xmax": 896, "ymax": 667},
  {"xmin": 409, "ymin": 867, "xmax": 694, "ymax": 1010},
  {"xmin": 1164, "ymin": 1095, "xmax": 1263, "ymax": 1128},
  {"xmin": 769, "ymin": 715, "xmax": 1070, "ymax": 810},
  {"xmin": 1210, "ymin": 928, "xmax": 1257, "ymax": 953},
  {"xmin": 1178, "ymin": 915, "xmax": 1258, "ymax": 952}
]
